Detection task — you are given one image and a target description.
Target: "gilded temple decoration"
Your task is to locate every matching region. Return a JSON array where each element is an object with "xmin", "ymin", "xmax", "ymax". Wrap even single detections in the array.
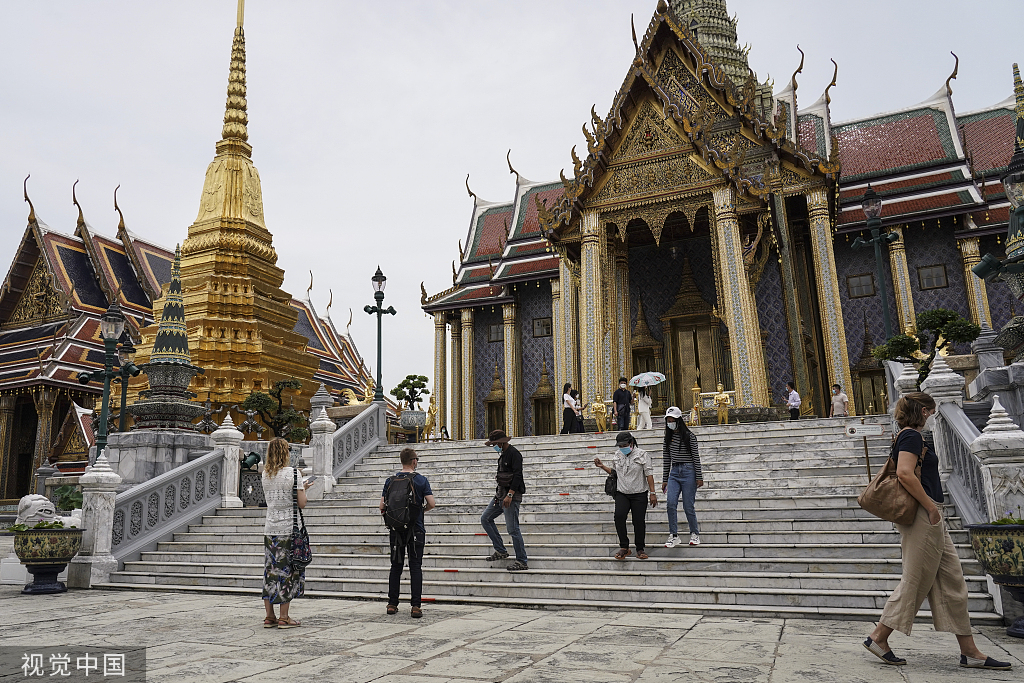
[{"xmin": 6, "ymin": 260, "xmax": 66, "ymax": 328}]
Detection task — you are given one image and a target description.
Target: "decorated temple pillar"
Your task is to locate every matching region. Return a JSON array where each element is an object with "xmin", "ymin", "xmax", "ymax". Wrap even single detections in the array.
[
  {"xmin": 460, "ymin": 308, "xmax": 475, "ymax": 440},
  {"xmin": 959, "ymin": 237, "xmax": 993, "ymax": 329},
  {"xmin": 555, "ymin": 258, "xmax": 581, "ymax": 397},
  {"xmin": 433, "ymin": 313, "xmax": 447, "ymax": 437},
  {"xmin": 886, "ymin": 224, "xmax": 917, "ymax": 333},
  {"xmin": 579, "ymin": 209, "xmax": 605, "ymax": 406},
  {"xmin": 450, "ymin": 317, "xmax": 462, "ymax": 440},
  {"xmin": 502, "ymin": 302, "xmax": 523, "ymax": 436},
  {"xmin": 0, "ymin": 395, "xmax": 16, "ymax": 499},
  {"xmin": 712, "ymin": 186, "xmax": 769, "ymax": 406},
  {"xmin": 551, "ymin": 277, "xmax": 564, "ymax": 396},
  {"xmin": 613, "ymin": 241, "xmax": 631, "ymax": 390},
  {"xmin": 770, "ymin": 193, "xmax": 811, "ymax": 403},
  {"xmin": 805, "ymin": 188, "xmax": 856, "ymax": 404},
  {"xmin": 29, "ymin": 387, "xmax": 57, "ymax": 492}
]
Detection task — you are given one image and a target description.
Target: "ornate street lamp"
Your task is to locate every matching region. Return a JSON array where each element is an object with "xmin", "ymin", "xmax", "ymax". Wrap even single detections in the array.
[
  {"xmin": 78, "ymin": 301, "xmax": 136, "ymax": 457},
  {"xmin": 364, "ymin": 266, "xmax": 396, "ymax": 403},
  {"xmin": 852, "ymin": 186, "xmax": 900, "ymax": 340},
  {"xmin": 115, "ymin": 331, "xmax": 140, "ymax": 432}
]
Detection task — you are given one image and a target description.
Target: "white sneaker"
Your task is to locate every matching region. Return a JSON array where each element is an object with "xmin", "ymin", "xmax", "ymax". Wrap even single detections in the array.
[
  {"xmin": 689, "ymin": 533, "xmax": 701, "ymax": 546},
  {"xmin": 664, "ymin": 535, "xmax": 682, "ymax": 548}
]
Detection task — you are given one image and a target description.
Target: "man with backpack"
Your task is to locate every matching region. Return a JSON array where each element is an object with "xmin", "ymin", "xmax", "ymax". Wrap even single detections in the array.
[
  {"xmin": 480, "ymin": 430, "xmax": 529, "ymax": 571},
  {"xmin": 380, "ymin": 447, "xmax": 435, "ymax": 617}
]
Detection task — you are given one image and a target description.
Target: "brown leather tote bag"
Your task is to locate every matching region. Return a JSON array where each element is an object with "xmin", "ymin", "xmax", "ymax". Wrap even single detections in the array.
[{"xmin": 857, "ymin": 429, "xmax": 924, "ymax": 526}]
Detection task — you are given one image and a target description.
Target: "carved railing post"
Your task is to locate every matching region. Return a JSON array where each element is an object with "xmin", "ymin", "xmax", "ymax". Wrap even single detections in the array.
[
  {"xmin": 922, "ymin": 355, "xmax": 966, "ymax": 482},
  {"xmin": 972, "ymin": 396, "xmax": 1024, "ymax": 521},
  {"xmin": 212, "ymin": 414, "xmax": 244, "ymax": 509},
  {"xmin": 308, "ymin": 407, "xmax": 337, "ymax": 501},
  {"xmin": 893, "ymin": 361, "xmax": 920, "ymax": 401},
  {"xmin": 67, "ymin": 453, "xmax": 122, "ymax": 588}
]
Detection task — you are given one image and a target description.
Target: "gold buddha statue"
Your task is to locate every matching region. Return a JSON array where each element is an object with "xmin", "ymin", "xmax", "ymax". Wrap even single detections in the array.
[
  {"xmin": 590, "ymin": 394, "xmax": 608, "ymax": 433},
  {"xmin": 424, "ymin": 395, "xmax": 437, "ymax": 439},
  {"xmin": 714, "ymin": 383, "xmax": 731, "ymax": 425}
]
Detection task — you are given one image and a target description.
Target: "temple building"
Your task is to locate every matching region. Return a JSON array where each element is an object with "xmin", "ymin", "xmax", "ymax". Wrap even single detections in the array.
[
  {"xmin": 423, "ymin": 0, "xmax": 1018, "ymax": 438},
  {"xmin": 0, "ymin": 1, "xmax": 371, "ymax": 506}
]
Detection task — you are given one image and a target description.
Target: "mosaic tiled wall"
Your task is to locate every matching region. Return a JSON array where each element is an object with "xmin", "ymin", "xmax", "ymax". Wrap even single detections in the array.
[
  {"xmin": 754, "ymin": 254, "xmax": 793, "ymax": 400},
  {"xmin": 628, "ymin": 237, "xmax": 717, "ymax": 339},
  {"xmin": 904, "ymin": 223, "xmax": 972, "ymax": 353},
  {"xmin": 834, "ymin": 234, "xmax": 900, "ymax": 368},
  {"xmin": 515, "ymin": 281, "xmax": 555, "ymax": 436},
  {"xmin": 981, "ymin": 234, "xmax": 1017, "ymax": 331},
  {"xmin": 473, "ymin": 307, "xmax": 504, "ymax": 440}
]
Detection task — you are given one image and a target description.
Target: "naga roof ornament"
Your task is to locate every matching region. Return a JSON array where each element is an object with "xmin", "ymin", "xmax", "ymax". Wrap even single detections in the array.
[{"xmin": 23, "ymin": 175, "xmax": 36, "ymax": 225}]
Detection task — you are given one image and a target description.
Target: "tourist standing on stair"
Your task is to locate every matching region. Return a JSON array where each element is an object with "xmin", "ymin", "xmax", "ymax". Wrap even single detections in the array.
[
  {"xmin": 863, "ymin": 393, "xmax": 1011, "ymax": 671},
  {"xmin": 561, "ymin": 383, "xmax": 579, "ymax": 434},
  {"xmin": 612, "ymin": 377, "xmax": 633, "ymax": 431},
  {"xmin": 636, "ymin": 387, "xmax": 653, "ymax": 430},
  {"xmin": 261, "ymin": 437, "xmax": 312, "ymax": 629},
  {"xmin": 662, "ymin": 406, "xmax": 703, "ymax": 547},
  {"xmin": 480, "ymin": 430, "xmax": 529, "ymax": 571},
  {"xmin": 595, "ymin": 431, "xmax": 657, "ymax": 560},
  {"xmin": 570, "ymin": 389, "xmax": 584, "ymax": 432},
  {"xmin": 830, "ymin": 384, "xmax": 849, "ymax": 418},
  {"xmin": 785, "ymin": 382, "xmax": 801, "ymax": 420},
  {"xmin": 381, "ymin": 447, "xmax": 435, "ymax": 618}
]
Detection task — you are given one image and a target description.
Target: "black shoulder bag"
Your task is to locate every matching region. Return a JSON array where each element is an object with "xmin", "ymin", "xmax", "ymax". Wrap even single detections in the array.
[{"xmin": 291, "ymin": 468, "xmax": 312, "ymax": 569}]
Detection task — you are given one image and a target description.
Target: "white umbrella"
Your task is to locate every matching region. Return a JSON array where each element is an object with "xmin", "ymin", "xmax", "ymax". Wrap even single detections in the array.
[{"xmin": 628, "ymin": 372, "xmax": 666, "ymax": 387}]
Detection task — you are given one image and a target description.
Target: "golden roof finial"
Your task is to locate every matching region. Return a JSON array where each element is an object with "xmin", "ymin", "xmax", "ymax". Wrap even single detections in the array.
[
  {"xmin": 945, "ymin": 52, "xmax": 959, "ymax": 97},
  {"xmin": 72, "ymin": 180, "xmax": 85, "ymax": 228},
  {"xmin": 1013, "ymin": 63, "xmax": 1024, "ymax": 155},
  {"xmin": 113, "ymin": 185, "xmax": 126, "ymax": 230},
  {"xmin": 506, "ymin": 149, "xmax": 519, "ymax": 180},
  {"xmin": 307, "ymin": 270, "xmax": 313, "ymax": 299},
  {"xmin": 824, "ymin": 59, "xmax": 838, "ymax": 106},
  {"xmin": 630, "ymin": 13, "xmax": 639, "ymax": 53},
  {"xmin": 23, "ymin": 175, "xmax": 36, "ymax": 225},
  {"xmin": 465, "ymin": 174, "xmax": 477, "ymax": 200},
  {"xmin": 326, "ymin": 288, "xmax": 333, "ymax": 317},
  {"xmin": 790, "ymin": 45, "xmax": 805, "ymax": 93},
  {"xmin": 222, "ymin": 0, "xmax": 248, "ymax": 142}
]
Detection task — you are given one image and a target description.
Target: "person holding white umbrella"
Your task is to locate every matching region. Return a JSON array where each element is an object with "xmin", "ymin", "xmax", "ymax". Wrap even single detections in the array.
[{"xmin": 629, "ymin": 372, "xmax": 664, "ymax": 431}]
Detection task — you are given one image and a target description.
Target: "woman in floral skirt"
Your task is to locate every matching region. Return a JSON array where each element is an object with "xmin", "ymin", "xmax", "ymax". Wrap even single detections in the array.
[{"xmin": 261, "ymin": 437, "xmax": 311, "ymax": 628}]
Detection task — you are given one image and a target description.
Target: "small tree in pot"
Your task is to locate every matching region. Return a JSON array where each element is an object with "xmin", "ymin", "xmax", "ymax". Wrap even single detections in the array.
[
  {"xmin": 872, "ymin": 308, "xmax": 980, "ymax": 387},
  {"xmin": 391, "ymin": 375, "xmax": 430, "ymax": 434}
]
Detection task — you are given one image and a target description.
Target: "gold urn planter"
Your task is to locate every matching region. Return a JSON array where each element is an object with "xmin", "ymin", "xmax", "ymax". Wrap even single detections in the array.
[
  {"xmin": 12, "ymin": 527, "xmax": 85, "ymax": 595},
  {"xmin": 966, "ymin": 524, "xmax": 1024, "ymax": 638}
]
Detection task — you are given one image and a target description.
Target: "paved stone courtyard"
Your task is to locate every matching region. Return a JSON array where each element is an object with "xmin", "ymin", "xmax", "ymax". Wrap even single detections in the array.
[{"xmin": 0, "ymin": 586, "xmax": 1020, "ymax": 682}]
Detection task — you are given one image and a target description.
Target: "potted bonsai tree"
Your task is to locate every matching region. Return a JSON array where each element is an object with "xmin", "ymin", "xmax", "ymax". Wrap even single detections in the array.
[
  {"xmin": 872, "ymin": 308, "xmax": 981, "ymax": 387},
  {"xmin": 966, "ymin": 508, "xmax": 1024, "ymax": 638},
  {"xmin": 10, "ymin": 495, "xmax": 84, "ymax": 595},
  {"xmin": 392, "ymin": 375, "xmax": 430, "ymax": 433}
]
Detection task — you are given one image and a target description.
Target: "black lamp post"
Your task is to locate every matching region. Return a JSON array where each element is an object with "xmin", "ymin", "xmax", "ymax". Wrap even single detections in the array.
[
  {"xmin": 852, "ymin": 186, "xmax": 900, "ymax": 340},
  {"xmin": 115, "ymin": 331, "xmax": 140, "ymax": 432},
  {"xmin": 364, "ymin": 266, "xmax": 396, "ymax": 403},
  {"xmin": 78, "ymin": 301, "xmax": 127, "ymax": 457}
]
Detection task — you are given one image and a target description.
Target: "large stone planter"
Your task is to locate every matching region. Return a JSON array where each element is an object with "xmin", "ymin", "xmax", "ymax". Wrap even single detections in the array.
[
  {"xmin": 967, "ymin": 524, "xmax": 1024, "ymax": 637},
  {"xmin": 13, "ymin": 527, "xmax": 85, "ymax": 595},
  {"xmin": 399, "ymin": 410, "xmax": 426, "ymax": 430}
]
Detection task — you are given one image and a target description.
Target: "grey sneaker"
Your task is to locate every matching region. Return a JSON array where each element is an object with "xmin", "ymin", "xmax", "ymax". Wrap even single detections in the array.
[
  {"xmin": 689, "ymin": 533, "xmax": 701, "ymax": 546},
  {"xmin": 665, "ymin": 535, "xmax": 682, "ymax": 548}
]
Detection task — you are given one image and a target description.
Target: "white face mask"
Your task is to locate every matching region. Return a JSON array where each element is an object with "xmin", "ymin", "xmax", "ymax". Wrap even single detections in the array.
[
  {"xmin": 667, "ymin": 422, "xmax": 677, "ymax": 430},
  {"xmin": 620, "ymin": 384, "xmax": 627, "ymax": 389}
]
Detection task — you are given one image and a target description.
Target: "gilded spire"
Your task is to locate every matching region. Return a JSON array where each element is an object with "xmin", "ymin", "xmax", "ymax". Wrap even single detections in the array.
[
  {"xmin": 72, "ymin": 180, "xmax": 85, "ymax": 229},
  {"xmin": 1014, "ymin": 63, "xmax": 1024, "ymax": 156},
  {"xmin": 150, "ymin": 245, "xmax": 191, "ymax": 364},
  {"xmin": 23, "ymin": 175, "xmax": 36, "ymax": 225},
  {"xmin": 222, "ymin": 0, "xmax": 248, "ymax": 143}
]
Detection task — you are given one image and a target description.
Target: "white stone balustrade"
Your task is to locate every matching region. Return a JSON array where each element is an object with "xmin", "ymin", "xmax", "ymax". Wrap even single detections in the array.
[
  {"xmin": 307, "ymin": 407, "xmax": 337, "ymax": 501},
  {"xmin": 212, "ymin": 414, "xmax": 244, "ymax": 509},
  {"xmin": 67, "ymin": 453, "xmax": 122, "ymax": 588},
  {"xmin": 972, "ymin": 396, "xmax": 1024, "ymax": 522}
]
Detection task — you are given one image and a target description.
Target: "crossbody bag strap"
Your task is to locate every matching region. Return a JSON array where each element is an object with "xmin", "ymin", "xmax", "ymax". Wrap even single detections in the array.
[{"xmin": 292, "ymin": 467, "xmax": 299, "ymax": 529}]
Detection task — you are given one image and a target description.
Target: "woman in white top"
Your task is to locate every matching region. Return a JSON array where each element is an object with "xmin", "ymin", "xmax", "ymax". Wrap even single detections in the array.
[
  {"xmin": 561, "ymin": 383, "xmax": 577, "ymax": 434},
  {"xmin": 261, "ymin": 437, "xmax": 312, "ymax": 628},
  {"xmin": 636, "ymin": 387, "xmax": 653, "ymax": 430}
]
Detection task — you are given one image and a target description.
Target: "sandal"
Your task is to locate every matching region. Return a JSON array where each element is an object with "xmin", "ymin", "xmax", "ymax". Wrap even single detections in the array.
[
  {"xmin": 637, "ymin": 551, "xmax": 649, "ymax": 560},
  {"xmin": 614, "ymin": 549, "xmax": 632, "ymax": 560},
  {"xmin": 263, "ymin": 617, "xmax": 278, "ymax": 628},
  {"xmin": 485, "ymin": 551, "xmax": 510, "ymax": 562},
  {"xmin": 863, "ymin": 637, "xmax": 905, "ymax": 665},
  {"xmin": 386, "ymin": 604, "xmax": 398, "ymax": 615},
  {"xmin": 411, "ymin": 607, "xmax": 422, "ymax": 619},
  {"xmin": 277, "ymin": 617, "xmax": 301, "ymax": 629}
]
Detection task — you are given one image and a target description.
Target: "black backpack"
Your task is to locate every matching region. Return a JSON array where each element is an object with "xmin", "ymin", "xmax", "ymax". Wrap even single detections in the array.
[{"xmin": 382, "ymin": 472, "xmax": 420, "ymax": 532}]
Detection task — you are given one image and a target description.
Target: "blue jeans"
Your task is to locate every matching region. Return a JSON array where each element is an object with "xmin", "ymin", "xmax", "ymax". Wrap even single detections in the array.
[
  {"xmin": 480, "ymin": 497, "xmax": 528, "ymax": 565},
  {"xmin": 666, "ymin": 463, "xmax": 699, "ymax": 536}
]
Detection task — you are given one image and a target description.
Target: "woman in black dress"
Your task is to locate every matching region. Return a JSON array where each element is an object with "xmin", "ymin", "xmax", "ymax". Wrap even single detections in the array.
[{"xmin": 560, "ymin": 383, "xmax": 576, "ymax": 435}]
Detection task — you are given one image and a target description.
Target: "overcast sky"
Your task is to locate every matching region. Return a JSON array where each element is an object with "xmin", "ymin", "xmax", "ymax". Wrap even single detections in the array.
[{"xmin": 0, "ymin": 0, "xmax": 1017, "ymax": 402}]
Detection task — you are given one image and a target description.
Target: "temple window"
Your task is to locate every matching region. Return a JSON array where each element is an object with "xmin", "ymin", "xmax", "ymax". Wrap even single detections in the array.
[
  {"xmin": 532, "ymin": 317, "xmax": 552, "ymax": 338},
  {"xmin": 847, "ymin": 274, "xmax": 875, "ymax": 299},
  {"xmin": 234, "ymin": 285, "xmax": 238, "ymax": 293},
  {"xmin": 213, "ymin": 283, "xmax": 219, "ymax": 291},
  {"xmin": 233, "ymin": 329, "xmax": 239, "ymax": 339},
  {"xmin": 247, "ymin": 330, "xmax": 253, "ymax": 340},
  {"xmin": 488, "ymin": 324, "xmax": 503, "ymax": 342},
  {"xmin": 216, "ymin": 378, "xmax": 225, "ymax": 388},
  {"xmin": 918, "ymin": 264, "xmax": 948, "ymax": 290},
  {"xmin": 205, "ymin": 327, "xmax": 213, "ymax": 337},
  {"xmin": 234, "ymin": 379, "xmax": 243, "ymax": 390},
  {"xmin": 253, "ymin": 380, "xmax": 262, "ymax": 390},
  {"xmin": 219, "ymin": 328, "xmax": 226, "ymax": 338}
]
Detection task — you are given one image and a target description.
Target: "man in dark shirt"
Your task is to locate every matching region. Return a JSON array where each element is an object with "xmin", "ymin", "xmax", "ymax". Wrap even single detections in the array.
[
  {"xmin": 380, "ymin": 447, "xmax": 435, "ymax": 617},
  {"xmin": 613, "ymin": 377, "xmax": 633, "ymax": 431},
  {"xmin": 480, "ymin": 430, "xmax": 529, "ymax": 571}
]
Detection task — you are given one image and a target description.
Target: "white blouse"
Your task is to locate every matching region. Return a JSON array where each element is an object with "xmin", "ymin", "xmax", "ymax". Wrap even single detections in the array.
[
  {"xmin": 262, "ymin": 466, "xmax": 297, "ymax": 537},
  {"xmin": 563, "ymin": 393, "xmax": 576, "ymax": 411},
  {"xmin": 638, "ymin": 394, "xmax": 653, "ymax": 413}
]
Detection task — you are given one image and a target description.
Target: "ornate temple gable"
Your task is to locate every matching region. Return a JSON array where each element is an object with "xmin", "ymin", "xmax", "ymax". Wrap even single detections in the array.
[
  {"xmin": 590, "ymin": 155, "xmax": 716, "ymax": 208},
  {"xmin": 611, "ymin": 99, "xmax": 693, "ymax": 164},
  {"xmin": 6, "ymin": 258, "xmax": 66, "ymax": 329}
]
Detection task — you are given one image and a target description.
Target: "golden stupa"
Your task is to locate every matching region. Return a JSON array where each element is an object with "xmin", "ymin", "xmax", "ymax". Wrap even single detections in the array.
[{"xmin": 134, "ymin": 0, "xmax": 320, "ymax": 409}]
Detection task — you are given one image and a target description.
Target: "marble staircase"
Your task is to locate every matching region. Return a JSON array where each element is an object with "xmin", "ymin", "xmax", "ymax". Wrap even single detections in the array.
[{"xmin": 98, "ymin": 417, "xmax": 1002, "ymax": 622}]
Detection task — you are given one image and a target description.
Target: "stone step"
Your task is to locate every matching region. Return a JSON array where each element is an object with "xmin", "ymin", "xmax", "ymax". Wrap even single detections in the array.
[
  {"xmin": 104, "ymin": 569, "xmax": 993, "ymax": 612},
  {"xmin": 121, "ymin": 560, "xmax": 990, "ymax": 593}
]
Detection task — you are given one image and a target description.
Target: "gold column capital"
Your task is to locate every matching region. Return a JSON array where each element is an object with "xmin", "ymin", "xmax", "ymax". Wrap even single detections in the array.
[
  {"xmin": 959, "ymin": 236, "xmax": 992, "ymax": 328},
  {"xmin": 805, "ymin": 186, "xmax": 830, "ymax": 212},
  {"xmin": 461, "ymin": 308, "xmax": 474, "ymax": 327}
]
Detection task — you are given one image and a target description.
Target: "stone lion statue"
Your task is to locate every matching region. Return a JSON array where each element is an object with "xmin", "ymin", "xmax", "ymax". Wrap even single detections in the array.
[{"xmin": 15, "ymin": 494, "xmax": 81, "ymax": 528}]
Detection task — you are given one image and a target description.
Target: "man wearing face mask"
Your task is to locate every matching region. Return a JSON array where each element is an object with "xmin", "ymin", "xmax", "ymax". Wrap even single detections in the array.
[
  {"xmin": 480, "ymin": 430, "xmax": 529, "ymax": 571},
  {"xmin": 612, "ymin": 377, "xmax": 633, "ymax": 431}
]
